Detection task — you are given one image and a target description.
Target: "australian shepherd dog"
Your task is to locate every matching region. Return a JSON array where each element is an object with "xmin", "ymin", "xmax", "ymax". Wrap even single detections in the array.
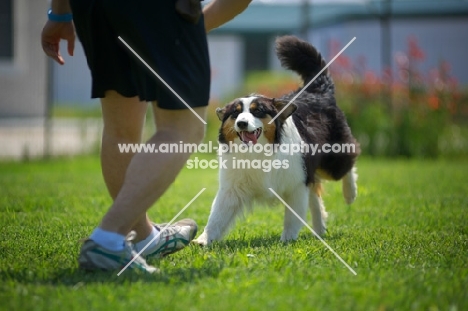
[{"xmin": 195, "ymin": 36, "xmax": 360, "ymax": 245}]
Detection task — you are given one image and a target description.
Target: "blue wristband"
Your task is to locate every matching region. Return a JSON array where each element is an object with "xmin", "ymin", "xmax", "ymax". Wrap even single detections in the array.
[{"xmin": 47, "ymin": 9, "xmax": 73, "ymax": 22}]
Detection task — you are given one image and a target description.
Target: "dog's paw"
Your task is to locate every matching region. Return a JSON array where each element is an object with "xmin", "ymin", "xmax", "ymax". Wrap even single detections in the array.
[
  {"xmin": 312, "ymin": 224, "xmax": 327, "ymax": 238},
  {"xmin": 192, "ymin": 238, "xmax": 209, "ymax": 246},
  {"xmin": 280, "ymin": 232, "xmax": 299, "ymax": 243},
  {"xmin": 192, "ymin": 232, "xmax": 210, "ymax": 246},
  {"xmin": 312, "ymin": 214, "xmax": 327, "ymax": 238},
  {"xmin": 343, "ymin": 186, "xmax": 357, "ymax": 205}
]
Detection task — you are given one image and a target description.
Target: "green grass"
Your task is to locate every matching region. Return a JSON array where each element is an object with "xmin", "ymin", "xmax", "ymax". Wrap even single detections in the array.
[
  {"xmin": 0, "ymin": 156, "xmax": 467, "ymax": 310},
  {"xmin": 52, "ymin": 104, "xmax": 102, "ymax": 118}
]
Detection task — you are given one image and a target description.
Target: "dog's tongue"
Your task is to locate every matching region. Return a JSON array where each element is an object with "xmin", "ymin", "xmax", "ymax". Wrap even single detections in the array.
[{"xmin": 242, "ymin": 131, "xmax": 258, "ymax": 145}]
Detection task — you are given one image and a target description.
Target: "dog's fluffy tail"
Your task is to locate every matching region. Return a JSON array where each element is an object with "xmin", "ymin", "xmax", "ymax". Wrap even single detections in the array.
[{"xmin": 276, "ymin": 36, "xmax": 328, "ymax": 85}]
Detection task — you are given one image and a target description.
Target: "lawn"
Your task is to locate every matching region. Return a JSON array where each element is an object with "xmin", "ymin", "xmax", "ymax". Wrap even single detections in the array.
[{"xmin": 0, "ymin": 155, "xmax": 467, "ymax": 310}]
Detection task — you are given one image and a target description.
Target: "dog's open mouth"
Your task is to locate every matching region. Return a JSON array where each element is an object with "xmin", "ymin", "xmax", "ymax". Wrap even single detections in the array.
[{"xmin": 238, "ymin": 128, "xmax": 262, "ymax": 145}]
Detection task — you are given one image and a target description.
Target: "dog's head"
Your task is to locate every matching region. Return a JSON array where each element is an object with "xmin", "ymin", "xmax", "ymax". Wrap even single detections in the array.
[{"xmin": 216, "ymin": 95, "xmax": 297, "ymax": 145}]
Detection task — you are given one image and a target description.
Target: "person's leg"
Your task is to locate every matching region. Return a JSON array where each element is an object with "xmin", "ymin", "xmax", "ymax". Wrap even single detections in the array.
[
  {"xmin": 80, "ymin": 100, "xmax": 205, "ymax": 271},
  {"xmin": 99, "ymin": 104, "xmax": 206, "ymax": 236},
  {"xmin": 74, "ymin": 0, "xmax": 208, "ymax": 272},
  {"xmin": 100, "ymin": 91, "xmax": 147, "ymax": 199},
  {"xmin": 100, "ymin": 90, "xmax": 153, "ymax": 241},
  {"xmin": 100, "ymin": 91, "xmax": 192, "ymax": 244}
]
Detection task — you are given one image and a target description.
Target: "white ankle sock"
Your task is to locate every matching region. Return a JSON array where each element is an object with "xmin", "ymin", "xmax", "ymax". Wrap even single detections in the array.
[
  {"xmin": 135, "ymin": 226, "xmax": 161, "ymax": 255},
  {"xmin": 90, "ymin": 227, "xmax": 125, "ymax": 252}
]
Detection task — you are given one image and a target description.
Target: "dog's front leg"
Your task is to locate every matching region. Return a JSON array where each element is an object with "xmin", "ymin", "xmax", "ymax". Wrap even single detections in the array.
[
  {"xmin": 280, "ymin": 188, "xmax": 308, "ymax": 242},
  {"xmin": 194, "ymin": 190, "xmax": 244, "ymax": 246}
]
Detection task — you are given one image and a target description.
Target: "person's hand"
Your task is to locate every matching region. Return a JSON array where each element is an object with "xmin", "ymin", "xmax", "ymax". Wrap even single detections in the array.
[{"xmin": 41, "ymin": 20, "xmax": 75, "ymax": 65}]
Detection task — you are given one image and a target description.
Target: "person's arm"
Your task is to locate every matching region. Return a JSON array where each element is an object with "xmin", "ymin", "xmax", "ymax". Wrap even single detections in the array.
[
  {"xmin": 50, "ymin": 0, "xmax": 72, "ymax": 14},
  {"xmin": 41, "ymin": 0, "xmax": 75, "ymax": 65},
  {"xmin": 203, "ymin": 0, "xmax": 252, "ymax": 33}
]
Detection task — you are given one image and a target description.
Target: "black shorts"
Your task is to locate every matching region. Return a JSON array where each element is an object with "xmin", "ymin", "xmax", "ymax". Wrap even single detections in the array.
[{"xmin": 70, "ymin": 0, "xmax": 210, "ymax": 109}]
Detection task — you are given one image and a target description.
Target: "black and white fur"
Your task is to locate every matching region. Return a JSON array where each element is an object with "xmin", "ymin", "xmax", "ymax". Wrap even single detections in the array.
[{"xmin": 195, "ymin": 36, "xmax": 360, "ymax": 245}]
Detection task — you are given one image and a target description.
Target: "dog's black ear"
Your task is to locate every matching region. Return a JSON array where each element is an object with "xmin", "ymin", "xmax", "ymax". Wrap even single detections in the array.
[
  {"xmin": 273, "ymin": 99, "xmax": 297, "ymax": 122},
  {"xmin": 215, "ymin": 107, "xmax": 226, "ymax": 121}
]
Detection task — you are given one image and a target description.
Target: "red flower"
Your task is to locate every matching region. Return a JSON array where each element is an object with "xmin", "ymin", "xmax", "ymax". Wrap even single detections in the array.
[
  {"xmin": 408, "ymin": 36, "xmax": 425, "ymax": 61},
  {"xmin": 428, "ymin": 95, "xmax": 439, "ymax": 110}
]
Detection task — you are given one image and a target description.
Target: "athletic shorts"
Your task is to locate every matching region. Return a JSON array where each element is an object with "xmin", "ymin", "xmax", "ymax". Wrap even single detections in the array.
[{"xmin": 70, "ymin": 0, "xmax": 210, "ymax": 109}]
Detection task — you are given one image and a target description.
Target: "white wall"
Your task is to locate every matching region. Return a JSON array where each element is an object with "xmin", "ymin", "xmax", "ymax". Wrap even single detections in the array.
[
  {"xmin": 0, "ymin": 0, "xmax": 49, "ymax": 117},
  {"xmin": 53, "ymin": 40, "xmax": 97, "ymax": 105},
  {"xmin": 207, "ymin": 35, "xmax": 245, "ymax": 101}
]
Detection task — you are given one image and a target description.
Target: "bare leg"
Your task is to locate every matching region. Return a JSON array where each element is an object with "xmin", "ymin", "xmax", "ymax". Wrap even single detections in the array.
[
  {"xmin": 99, "ymin": 101, "xmax": 206, "ymax": 236},
  {"xmin": 100, "ymin": 91, "xmax": 152, "ymax": 241}
]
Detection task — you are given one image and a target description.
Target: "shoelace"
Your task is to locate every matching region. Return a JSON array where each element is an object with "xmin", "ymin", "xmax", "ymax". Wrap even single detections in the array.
[
  {"xmin": 124, "ymin": 231, "xmax": 152, "ymax": 266},
  {"xmin": 155, "ymin": 225, "xmax": 182, "ymax": 238}
]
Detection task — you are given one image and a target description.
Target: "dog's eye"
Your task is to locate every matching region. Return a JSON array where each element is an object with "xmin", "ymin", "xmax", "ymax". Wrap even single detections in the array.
[
  {"xmin": 251, "ymin": 108, "xmax": 266, "ymax": 117},
  {"xmin": 230, "ymin": 112, "xmax": 239, "ymax": 119}
]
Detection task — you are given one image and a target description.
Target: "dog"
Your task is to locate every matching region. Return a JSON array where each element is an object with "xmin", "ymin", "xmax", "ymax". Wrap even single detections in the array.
[{"xmin": 194, "ymin": 36, "xmax": 360, "ymax": 245}]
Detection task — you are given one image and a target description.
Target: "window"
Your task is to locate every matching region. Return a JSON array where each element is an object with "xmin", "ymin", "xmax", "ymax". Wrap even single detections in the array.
[
  {"xmin": 0, "ymin": 0, "xmax": 13, "ymax": 59},
  {"xmin": 244, "ymin": 34, "xmax": 269, "ymax": 72}
]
